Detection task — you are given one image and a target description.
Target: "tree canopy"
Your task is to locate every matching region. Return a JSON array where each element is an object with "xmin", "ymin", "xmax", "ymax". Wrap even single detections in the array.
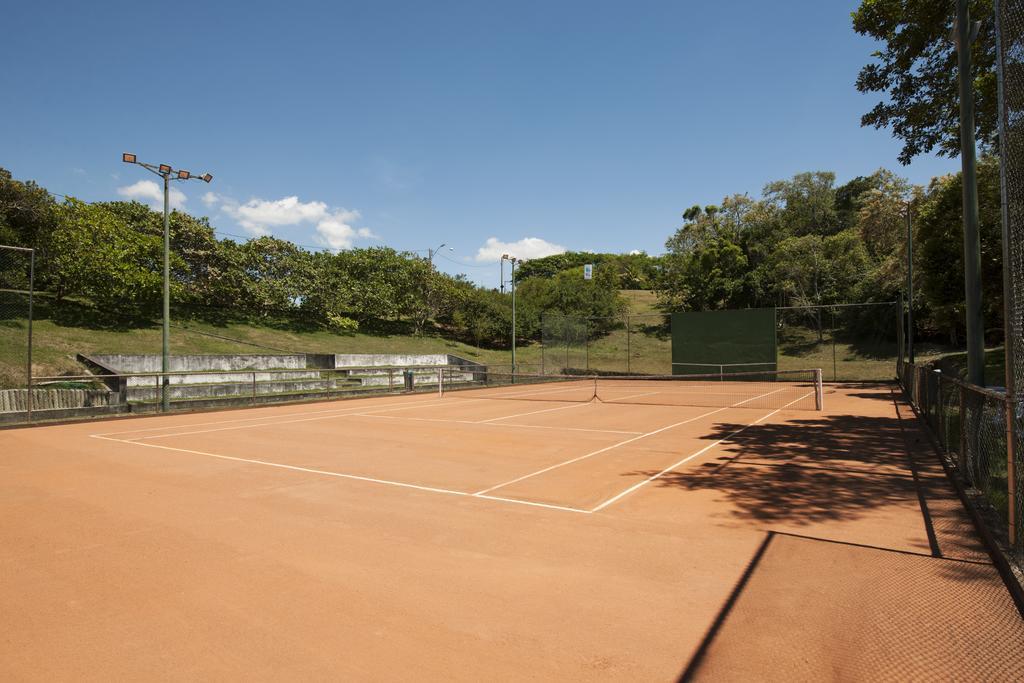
[{"xmin": 852, "ymin": 0, "xmax": 997, "ymax": 164}]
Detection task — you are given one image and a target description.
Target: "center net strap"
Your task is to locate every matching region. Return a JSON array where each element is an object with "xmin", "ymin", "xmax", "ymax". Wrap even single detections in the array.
[{"xmin": 441, "ymin": 368, "xmax": 823, "ymax": 411}]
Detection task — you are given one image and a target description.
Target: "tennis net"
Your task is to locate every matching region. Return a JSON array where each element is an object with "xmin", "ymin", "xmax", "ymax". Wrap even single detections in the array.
[{"xmin": 440, "ymin": 368, "xmax": 823, "ymax": 411}]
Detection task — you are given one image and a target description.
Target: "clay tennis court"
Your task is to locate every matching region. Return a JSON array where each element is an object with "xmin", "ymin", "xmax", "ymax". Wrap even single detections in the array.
[{"xmin": 2, "ymin": 378, "xmax": 1023, "ymax": 679}]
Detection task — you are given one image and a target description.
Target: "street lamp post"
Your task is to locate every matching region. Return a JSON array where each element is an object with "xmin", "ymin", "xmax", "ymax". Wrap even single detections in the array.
[
  {"xmin": 425, "ymin": 243, "xmax": 452, "ymax": 331},
  {"xmin": 502, "ymin": 254, "xmax": 519, "ymax": 374},
  {"xmin": 122, "ymin": 153, "xmax": 212, "ymax": 412}
]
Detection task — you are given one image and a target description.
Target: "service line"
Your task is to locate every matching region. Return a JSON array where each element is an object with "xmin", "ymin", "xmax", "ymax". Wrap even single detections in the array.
[
  {"xmin": 121, "ymin": 397, "xmax": 486, "ymax": 442},
  {"xmin": 589, "ymin": 390, "xmax": 816, "ymax": 512},
  {"xmin": 88, "ymin": 435, "xmax": 591, "ymax": 514}
]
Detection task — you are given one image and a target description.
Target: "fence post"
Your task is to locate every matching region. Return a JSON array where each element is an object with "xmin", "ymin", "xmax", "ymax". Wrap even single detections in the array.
[
  {"xmin": 959, "ymin": 385, "xmax": 968, "ymax": 476},
  {"xmin": 1006, "ymin": 396, "xmax": 1017, "ymax": 548},
  {"xmin": 252, "ymin": 371, "xmax": 257, "ymax": 405},
  {"xmin": 626, "ymin": 314, "xmax": 631, "ymax": 374},
  {"xmin": 585, "ymin": 319, "xmax": 590, "ymax": 371},
  {"xmin": 438, "ymin": 367, "xmax": 443, "ymax": 397},
  {"xmin": 26, "ymin": 248, "xmax": 34, "ymax": 421}
]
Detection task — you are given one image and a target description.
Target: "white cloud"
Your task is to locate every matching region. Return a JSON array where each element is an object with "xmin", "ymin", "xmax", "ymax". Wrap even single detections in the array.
[
  {"xmin": 314, "ymin": 209, "xmax": 380, "ymax": 250},
  {"xmin": 475, "ymin": 237, "xmax": 567, "ymax": 262},
  {"xmin": 204, "ymin": 192, "xmax": 376, "ymax": 249},
  {"xmin": 117, "ymin": 180, "xmax": 187, "ymax": 210}
]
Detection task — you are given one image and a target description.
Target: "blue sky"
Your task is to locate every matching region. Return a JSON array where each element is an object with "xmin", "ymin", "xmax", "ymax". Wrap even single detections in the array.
[{"xmin": 2, "ymin": 1, "xmax": 959, "ymax": 286}]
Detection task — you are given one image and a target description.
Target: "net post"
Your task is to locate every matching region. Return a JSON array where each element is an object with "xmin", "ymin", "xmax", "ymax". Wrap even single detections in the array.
[{"xmin": 814, "ymin": 368, "xmax": 823, "ymax": 411}]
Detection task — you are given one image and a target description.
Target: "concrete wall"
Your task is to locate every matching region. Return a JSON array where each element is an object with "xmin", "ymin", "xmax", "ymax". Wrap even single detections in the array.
[
  {"xmin": 0, "ymin": 388, "xmax": 114, "ymax": 413},
  {"xmin": 86, "ymin": 354, "xmax": 309, "ymax": 374},
  {"xmin": 334, "ymin": 353, "xmax": 482, "ymax": 369},
  {"xmin": 128, "ymin": 378, "xmax": 340, "ymax": 402}
]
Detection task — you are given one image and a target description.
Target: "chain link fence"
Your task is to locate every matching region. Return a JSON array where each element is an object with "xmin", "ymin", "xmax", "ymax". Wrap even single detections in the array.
[
  {"xmin": 996, "ymin": 0, "xmax": 1024, "ymax": 564},
  {"xmin": 541, "ymin": 313, "xmax": 671, "ymax": 375},
  {"xmin": 0, "ymin": 246, "xmax": 33, "ymax": 414},
  {"xmin": 542, "ymin": 303, "xmax": 897, "ymax": 381},
  {"xmin": 901, "ymin": 362, "xmax": 1022, "ymax": 564}
]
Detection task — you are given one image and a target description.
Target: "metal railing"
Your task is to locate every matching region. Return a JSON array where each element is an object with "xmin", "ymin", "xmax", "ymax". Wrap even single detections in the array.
[{"xmin": 4, "ymin": 363, "xmax": 490, "ymax": 424}]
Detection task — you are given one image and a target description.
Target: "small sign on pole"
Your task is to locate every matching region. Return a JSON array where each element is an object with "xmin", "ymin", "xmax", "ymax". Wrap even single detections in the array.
[{"xmin": 583, "ymin": 264, "xmax": 593, "ymax": 280}]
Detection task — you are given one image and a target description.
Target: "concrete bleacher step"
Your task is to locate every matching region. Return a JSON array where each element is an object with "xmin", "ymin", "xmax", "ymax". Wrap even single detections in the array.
[
  {"xmin": 126, "ymin": 377, "xmax": 345, "ymax": 402},
  {"xmin": 125, "ymin": 369, "xmax": 323, "ymax": 386}
]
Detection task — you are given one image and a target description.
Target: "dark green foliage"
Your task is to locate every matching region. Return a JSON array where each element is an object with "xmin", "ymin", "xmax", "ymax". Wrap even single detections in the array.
[{"xmin": 852, "ymin": 0, "xmax": 997, "ymax": 165}]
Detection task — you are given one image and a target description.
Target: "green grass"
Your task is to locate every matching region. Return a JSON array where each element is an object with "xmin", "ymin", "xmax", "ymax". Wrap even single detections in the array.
[
  {"xmin": 1, "ymin": 291, "xmax": 907, "ymax": 386},
  {"xmin": 0, "ymin": 298, "xmax": 531, "ymax": 386}
]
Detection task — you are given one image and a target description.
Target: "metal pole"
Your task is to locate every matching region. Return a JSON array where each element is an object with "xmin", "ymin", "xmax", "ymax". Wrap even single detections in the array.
[
  {"xmin": 252, "ymin": 371, "xmax": 257, "ymax": 405},
  {"xmin": 626, "ymin": 314, "xmax": 631, "ymax": 374},
  {"xmin": 511, "ymin": 259, "xmax": 517, "ymax": 377},
  {"xmin": 26, "ymin": 249, "xmax": 34, "ymax": 421},
  {"xmin": 831, "ymin": 307, "xmax": 837, "ymax": 381},
  {"xmin": 585, "ymin": 319, "xmax": 590, "ymax": 370},
  {"xmin": 906, "ymin": 204, "xmax": 915, "ymax": 366},
  {"xmin": 994, "ymin": 0, "xmax": 1018, "ymax": 554},
  {"xmin": 162, "ymin": 174, "xmax": 171, "ymax": 411},
  {"xmin": 955, "ymin": 0, "xmax": 985, "ymax": 386},
  {"xmin": 897, "ymin": 292, "xmax": 905, "ymax": 378},
  {"xmin": 500, "ymin": 258, "xmax": 505, "ymax": 294}
]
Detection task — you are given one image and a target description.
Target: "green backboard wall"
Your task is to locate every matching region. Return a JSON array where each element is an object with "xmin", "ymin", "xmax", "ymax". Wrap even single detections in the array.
[{"xmin": 671, "ymin": 308, "xmax": 776, "ymax": 375}]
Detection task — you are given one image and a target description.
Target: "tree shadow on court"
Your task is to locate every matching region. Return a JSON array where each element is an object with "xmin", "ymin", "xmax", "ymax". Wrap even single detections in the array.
[{"xmin": 625, "ymin": 412, "xmax": 981, "ymax": 556}]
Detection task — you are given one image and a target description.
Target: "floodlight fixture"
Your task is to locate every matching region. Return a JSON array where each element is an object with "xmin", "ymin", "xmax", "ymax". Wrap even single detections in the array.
[
  {"xmin": 177, "ymin": 169, "xmax": 190, "ymax": 180},
  {"xmin": 122, "ymin": 153, "xmax": 137, "ymax": 164},
  {"xmin": 158, "ymin": 164, "xmax": 172, "ymax": 175},
  {"xmin": 201, "ymin": 173, "xmax": 213, "ymax": 183}
]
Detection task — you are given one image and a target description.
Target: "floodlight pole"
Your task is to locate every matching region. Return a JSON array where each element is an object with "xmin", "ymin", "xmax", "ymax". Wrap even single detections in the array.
[
  {"xmin": 906, "ymin": 202, "xmax": 914, "ymax": 366},
  {"xmin": 122, "ymin": 154, "xmax": 213, "ymax": 411},
  {"xmin": 162, "ymin": 174, "xmax": 171, "ymax": 410},
  {"xmin": 953, "ymin": 0, "xmax": 985, "ymax": 386},
  {"xmin": 424, "ymin": 244, "xmax": 451, "ymax": 332},
  {"xmin": 502, "ymin": 254, "xmax": 518, "ymax": 374}
]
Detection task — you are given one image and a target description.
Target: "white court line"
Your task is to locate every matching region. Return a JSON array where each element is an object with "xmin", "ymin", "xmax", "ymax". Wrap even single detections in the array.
[
  {"xmin": 124, "ymin": 398, "xmax": 478, "ymax": 441},
  {"xmin": 472, "ymin": 384, "xmax": 802, "ymax": 496},
  {"xmin": 474, "ymin": 400, "xmax": 593, "ymax": 423},
  {"xmin": 90, "ymin": 394, "xmax": 442, "ymax": 438},
  {"xmin": 357, "ymin": 413, "xmax": 642, "ymax": 435},
  {"xmin": 471, "ymin": 405, "xmax": 733, "ymax": 496},
  {"xmin": 471, "ymin": 390, "xmax": 661, "ymax": 424},
  {"xmin": 472, "ymin": 382, "xmax": 595, "ymax": 400},
  {"xmin": 588, "ymin": 390, "xmax": 816, "ymax": 513},
  {"xmin": 88, "ymin": 435, "xmax": 590, "ymax": 514}
]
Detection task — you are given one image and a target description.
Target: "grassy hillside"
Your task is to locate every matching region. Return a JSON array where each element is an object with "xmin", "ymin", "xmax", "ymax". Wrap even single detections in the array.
[
  {"xmin": 2, "ymin": 290, "xmax": 907, "ymax": 386},
  {"xmin": 0, "ymin": 297, "xmax": 529, "ymax": 385}
]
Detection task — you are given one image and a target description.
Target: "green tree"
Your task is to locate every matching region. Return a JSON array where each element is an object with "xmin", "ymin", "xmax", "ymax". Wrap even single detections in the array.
[
  {"xmin": 48, "ymin": 199, "xmax": 165, "ymax": 314},
  {"xmin": 763, "ymin": 171, "xmax": 841, "ymax": 236},
  {"xmin": 852, "ymin": 0, "xmax": 996, "ymax": 164},
  {"xmin": 658, "ymin": 236, "xmax": 749, "ymax": 312},
  {"xmin": 914, "ymin": 156, "xmax": 1003, "ymax": 344}
]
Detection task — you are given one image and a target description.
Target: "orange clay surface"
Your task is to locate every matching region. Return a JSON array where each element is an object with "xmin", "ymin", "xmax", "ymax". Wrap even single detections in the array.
[{"xmin": 1, "ymin": 383, "xmax": 1022, "ymax": 680}]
